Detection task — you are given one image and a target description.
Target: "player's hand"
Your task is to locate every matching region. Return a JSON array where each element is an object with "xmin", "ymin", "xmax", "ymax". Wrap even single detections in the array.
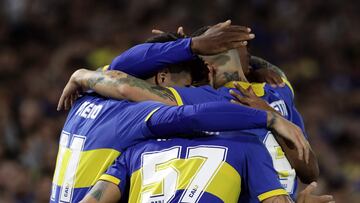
[
  {"xmin": 191, "ymin": 20, "xmax": 255, "ymax": 55},
  {"xmin": 267, "ymin": 111, "xmax": 310, "ymax": 164},
  {"xmin": 297, "ymin": 182, "xmax": 335, "ymax": 203},
  {"xmin": 152, "ymin": 26, "xmax": 186, "ymax": 37},
  {"xmin": 248, "ymin": 68, "xmax": 285, "ymax": 87},
  {"xmin": 229, "ymin": 82, "xmax": 274, "ymax": 111},
  {"xmin": 57, "ymin": 69, "xmax": 85, "ymax": 111}
]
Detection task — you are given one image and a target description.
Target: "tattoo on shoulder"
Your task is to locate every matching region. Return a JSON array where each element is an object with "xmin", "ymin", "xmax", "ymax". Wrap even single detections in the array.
[
  {"xmin": 223, "ymin": 71, "xmax": 240, "ymax": 83},
  {"xmin": 90, "ymin": 181, "xmax": 109, "ymax": 201}
]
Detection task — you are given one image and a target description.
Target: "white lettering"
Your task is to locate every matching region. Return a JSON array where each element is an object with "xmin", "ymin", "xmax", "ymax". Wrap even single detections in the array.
[
  {"xmin": 75, "ymin": 102, "xmax": 103, "ymax": 119},
  {"xmin": 89, "ymin": 105, "xmax": 103, "ymax": 119},
  {"xmin": 75, "ymin": 101, "xmax": 90, "ymax": 115},
  {"xmin": 80, "ymin": 103, "xmax": 94, "ymax": 118}
]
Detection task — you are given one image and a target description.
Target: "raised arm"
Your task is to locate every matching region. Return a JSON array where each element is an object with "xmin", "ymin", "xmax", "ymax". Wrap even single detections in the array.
[{"xmin": 109, "ymin": 20, "xmax": 255, "ymax": 77}]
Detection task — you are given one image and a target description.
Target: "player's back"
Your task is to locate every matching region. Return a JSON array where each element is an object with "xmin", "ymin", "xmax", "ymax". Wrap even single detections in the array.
[
  {"xmin": 50, "ymin": 94, "xmax": 162, "ymax": 203},
  {"xmin": 113, "ymin": 135, "xmax": 286, "ymax": 203}
]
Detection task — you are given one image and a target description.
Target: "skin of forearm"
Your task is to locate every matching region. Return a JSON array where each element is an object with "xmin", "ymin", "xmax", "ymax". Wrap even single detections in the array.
[
  {"xmin": 79, "ymin": 181, "xmax": 120, "ymax": 203},
  {"xmin": 75, "ymin": 69, "xmax": 177, "ymax": 105},
  {"xmin": 266, "ymin": 108, "xmax": 319, "ymax": 183},
  {"xmin": 262, "ymin": 195, "xmax": 294, "ymax": 203}
]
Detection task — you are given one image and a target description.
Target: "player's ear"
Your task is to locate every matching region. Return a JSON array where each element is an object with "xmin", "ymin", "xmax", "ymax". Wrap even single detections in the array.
[{"xmin": 156, "ymin": 68, "xmax": 170, "ymax": 86}]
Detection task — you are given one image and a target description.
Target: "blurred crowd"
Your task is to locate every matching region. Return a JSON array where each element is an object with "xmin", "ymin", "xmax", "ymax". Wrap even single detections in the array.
[{"xmin": 0, "ymin": 0, "xmax": 359, "ymax": 202}]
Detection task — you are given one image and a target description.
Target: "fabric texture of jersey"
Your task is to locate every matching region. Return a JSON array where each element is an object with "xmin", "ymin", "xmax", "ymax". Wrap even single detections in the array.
[
  {"xmin": 171, "ymin": 81, "xmax": 305, "ymax": 200},
  {"xmin": 50, "ymin": 94, "xmax": 164, "ymax": 203},
  {"xmin": 102, "ymin": 136, "xmax": 287, "ymax": 203}
]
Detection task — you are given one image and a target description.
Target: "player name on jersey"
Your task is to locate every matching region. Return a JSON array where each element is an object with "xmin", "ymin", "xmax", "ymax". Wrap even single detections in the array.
[{"xmin": 75, "ymin": 101, "xmax": 103, "ymax": 119}]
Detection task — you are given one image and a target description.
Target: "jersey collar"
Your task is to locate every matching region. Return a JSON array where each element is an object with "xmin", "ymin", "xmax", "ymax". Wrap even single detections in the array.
[{"xmin": 223, "ymin": 81, "xmax": 266, "ymax": 97}]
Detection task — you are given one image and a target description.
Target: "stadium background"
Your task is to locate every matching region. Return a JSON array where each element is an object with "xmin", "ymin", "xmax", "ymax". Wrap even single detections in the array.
[{"xmin": 0, "ymin": 0, "xmax": 359, "ymax": 202}]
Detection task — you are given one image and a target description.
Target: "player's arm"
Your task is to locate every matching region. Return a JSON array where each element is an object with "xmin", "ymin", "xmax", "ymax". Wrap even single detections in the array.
[
  {"xmin": 79, "ymin": 181, "xmax": 120, "ymax": 203},
  {"xmin": 109, "ymin": 20, "xmax": 254, "ymax": 76},
  {"xmin": 147, "ymin": 101, "xmax": 309, "ymax": 162},
  {"xmin": 284, "ymin": 107, "xmax": 319, "ymax": 184},
  {"xmin": 57, "ymin": 68, "xmax": 178, "ymax": 111},
  {"xmin": 230, "ymin": 83, "xmax": 318, "ymax": 182},
  {"xmin": 81, "ymin": 153, "xmax": 129, "ymax": 203}
]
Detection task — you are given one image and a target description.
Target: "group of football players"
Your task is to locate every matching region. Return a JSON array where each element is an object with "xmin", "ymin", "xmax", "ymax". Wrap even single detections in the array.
[{"xmin": 51, "ymin": 20, "xmax": 335, "ymax": 203}]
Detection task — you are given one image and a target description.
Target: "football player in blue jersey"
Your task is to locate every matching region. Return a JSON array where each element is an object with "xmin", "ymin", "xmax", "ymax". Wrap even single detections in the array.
[
  {"xmin": 68, "ymin": 46, "xmax": 332, "ymax": 202},
  {"xmin": 58, "ymin": 24, "xmax": 323, "ymax": 201},
  {"xmin": 52, "ymin": 21, "xmax": 309, "ymax": 203}
]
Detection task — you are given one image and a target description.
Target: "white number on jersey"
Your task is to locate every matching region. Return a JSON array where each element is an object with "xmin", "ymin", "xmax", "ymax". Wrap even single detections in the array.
[
  {"xmin": 51, "ymin": 131, "xmax": 86, "ymax": 203},
  {"xmin": 140, "ymin": 146, "xmax": 227, "ymax": 203}
]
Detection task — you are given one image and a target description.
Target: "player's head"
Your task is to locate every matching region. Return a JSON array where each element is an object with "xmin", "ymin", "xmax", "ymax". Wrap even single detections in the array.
[
  {"xmin": 191, "ymin": 26, "xmax": 250, "ymax": 88},
  {"xmin": 144, "ymin": 33, "xmax": 208, "ymax": 87}
]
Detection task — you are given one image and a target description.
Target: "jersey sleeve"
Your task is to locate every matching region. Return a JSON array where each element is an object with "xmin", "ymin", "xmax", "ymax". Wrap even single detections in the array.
[
  {"xmin": 108, "ymin": 38, "xmax": 195, "ymax": 79},
  {"xmin": 244, "ymin": 140, "xmax": 288, "ymax": 201},
  {"xmin": 99, "ymin": 154, "xmax": 129, "ymax": 194},
  {"xmin": 145, "ymin": 101, "xmax": 268, "ymax": 138}
]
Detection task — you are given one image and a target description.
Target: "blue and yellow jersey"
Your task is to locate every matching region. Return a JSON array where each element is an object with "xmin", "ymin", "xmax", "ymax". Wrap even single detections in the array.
[
  {"xmin": 102, "ymin": 135, "xmax": 287, "ymax": 203},
  {"xmin": 168, "ymin": 80, "xmax": 305, "ymax": 200},
  {"xmin": 50, "ymin": 94, "xmax": 164, "ymax": 203}
]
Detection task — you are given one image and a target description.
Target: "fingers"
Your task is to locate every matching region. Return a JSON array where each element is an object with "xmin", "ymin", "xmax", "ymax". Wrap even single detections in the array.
[
  {"xmin": 234, "ymin": 82, "xmax": 248, "ymax": 95},
  {"xmin": 217, "ymin": 19, "xmax": 232, "ymax": 28},
  {"xmin": 304, "ymin": 140, "xmax": 310, "ymax": 164},
  {"xmin": 317, "ymin": 195, "xmax": 335, "ymax": 202},
  {"xmin": 229, "ymin": 90, "xmax": 249, "ymax": 105},
  {"xmin": 296, "ymin": 126, "xmax": 309, "ymax": 163},
  {"xmin": 57, "ymin": 93, "xmax": 65, "ymax": 111},
  {"xmin": 225, "ymin": 25, "xmax": 252, "ymax": 33},
  {"xmin": 177, "ymin": 26, "xmax": 186, "ymax": 36},
  {"xmin": 302, "ymin": 182, "xmax": 317, "ymax": 194},
  {"xmin": 151, "ymin": 29, "xmax": 164, "ymax": 34},
  {"xmin": 224, "ymin": 32, "xmax": 255, "ymax": 42}
]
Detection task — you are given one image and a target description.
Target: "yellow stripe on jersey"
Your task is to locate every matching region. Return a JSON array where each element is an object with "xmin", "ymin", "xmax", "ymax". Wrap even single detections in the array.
[
  {"xmin": 281, "ymin": 78, "xmax": 295, "ymax": 96},
  {"xmin": 128, "ymin": 159, "xmax": 241, "ymax": 203},
  {"xmin": 99, "ymin": 174, "xmax": 121, "ymax": 185},
  {"xmin": 54, "ymin": 148, "xmax": 120, "ymax": 187},
  {"xmin": 144, "ymin": 107, "xmax": 160, "ymax": 122},
  {"xmin": 258, "ymin": 188, "xmax": 288, "ymax": 201},
  {"xmin": 102, "ymin": 65, "xmax": 110, "ymax": 71},
  {"xmin": 224, "ymin": 81, "xmax": 266, "ymax": 97},
  {"xmin": 166, "ymin": 87, "xmax": 184, "ymax": 106}
]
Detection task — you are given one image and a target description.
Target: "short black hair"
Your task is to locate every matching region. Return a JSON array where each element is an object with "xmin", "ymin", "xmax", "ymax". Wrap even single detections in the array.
[{"xmin": 144, "ymin": 32, "xmax": 209, "ymax": 84}]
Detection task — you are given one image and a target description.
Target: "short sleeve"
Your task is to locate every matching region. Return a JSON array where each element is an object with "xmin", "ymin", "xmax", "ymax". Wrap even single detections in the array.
[
  {"xmin": 99, "ymin": 154, "xmax": 128, "ymax": 194},
  {"xmin": 109, "ymin": 38, "xmax": 194, "ymax": 79}
]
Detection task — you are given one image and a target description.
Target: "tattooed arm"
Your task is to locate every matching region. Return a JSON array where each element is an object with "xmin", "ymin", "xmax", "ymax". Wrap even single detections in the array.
[
  {"xmin": 80, "ymin": 181, "xmax": 120, "ymax": 203},
  {"xmin": 57, "ymin": 69, "xmax": 177, "ymax": 110}
]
